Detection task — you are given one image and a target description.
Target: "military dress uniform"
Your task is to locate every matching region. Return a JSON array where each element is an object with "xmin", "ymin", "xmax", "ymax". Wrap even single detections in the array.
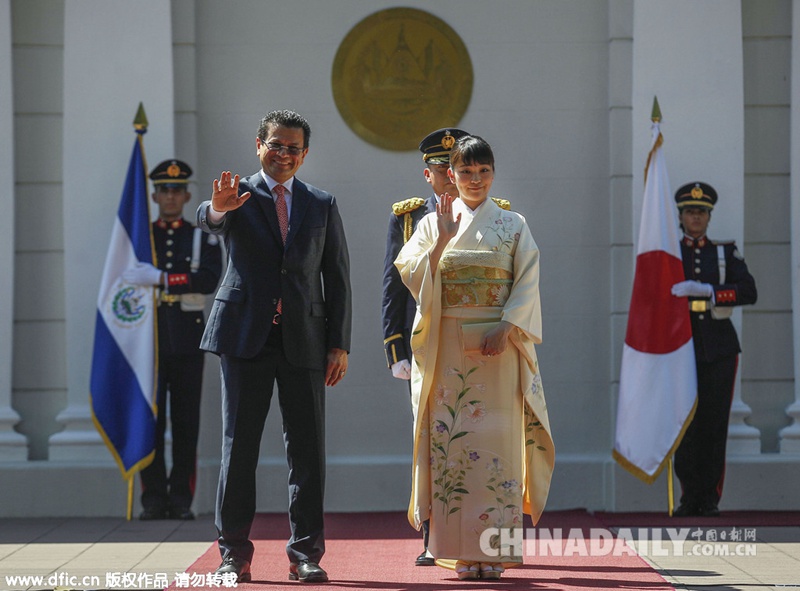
[
  {"xmin": 672, "ymin": 182, "xmax": 757, "ymax": 517},
  {"xmin": 139, "ymin": 160, "xmax": 223, "ymax": 519},
  {"xmin": 382, "ymin": 195, "xmax": 438, "ymax": 369}
]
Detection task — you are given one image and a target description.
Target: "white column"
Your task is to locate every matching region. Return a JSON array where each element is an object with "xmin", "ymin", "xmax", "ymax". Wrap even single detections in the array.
[
  {"xmin": 632, "ymin": 0, "xmax": 759, "ymax": 454},
  {"xmin": 779, "ymin": 0, "xmax": 800, "ymax": 452},
  {"xmin": 0, "ymin": 0, "xmax": 27, "ymax": 459},
  {"xmin": 53, "ymin": 0, "xmax": 174, "ymax": 459}
]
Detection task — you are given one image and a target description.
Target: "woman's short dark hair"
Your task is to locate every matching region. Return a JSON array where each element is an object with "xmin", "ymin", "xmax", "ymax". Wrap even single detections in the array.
[{"xmin": 449, "ymin": 135, "xmax": 495, "ymax": 170}]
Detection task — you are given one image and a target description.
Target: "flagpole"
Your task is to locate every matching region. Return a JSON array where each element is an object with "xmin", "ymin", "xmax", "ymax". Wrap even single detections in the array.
[
  {"xmin": 651, "ymin": 96, "xmax": 678, "ymax": 517},
  {"xmin": 127, "ymin": 477, "xmax": 134, "ymax": 521},
  {"xmin": 667, "ymin": 457, "xmax": 675, "ymax": 516},
  {"xmin": 128, "ymin": 103, "xmax": 153, "ymax": 522},
  {"xmin": 650, "ymin": 96, "xmax": 674, "ymax": 516},
  {"xmin": 134, "ymin": 104, "xmax": 159, "ymax": 419}
]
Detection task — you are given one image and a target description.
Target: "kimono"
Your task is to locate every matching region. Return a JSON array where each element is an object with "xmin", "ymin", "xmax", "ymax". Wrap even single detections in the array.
[{"xmin": 395, "ymin": 197, "xmax": 555, "ymax": 567}]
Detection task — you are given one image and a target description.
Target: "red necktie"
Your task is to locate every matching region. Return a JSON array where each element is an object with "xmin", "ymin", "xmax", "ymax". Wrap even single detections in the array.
[
  {"xmin": 274, "ymin": 184, "xmax": 289, "ymax": 243},
  {"xmin": 274, "ymin": 185, "xmax": 288, "ymax": 321}
]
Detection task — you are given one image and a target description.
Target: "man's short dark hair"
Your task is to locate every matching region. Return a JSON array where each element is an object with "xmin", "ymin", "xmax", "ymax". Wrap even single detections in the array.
[{"xmin": 258, "ymin": 110, "xmax": 311, "ymax": 147}]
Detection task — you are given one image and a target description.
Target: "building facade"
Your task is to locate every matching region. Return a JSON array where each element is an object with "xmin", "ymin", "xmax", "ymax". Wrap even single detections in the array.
[{"xmin": 1, "ymin": 0, "xmax": 799, "ymax": 517}]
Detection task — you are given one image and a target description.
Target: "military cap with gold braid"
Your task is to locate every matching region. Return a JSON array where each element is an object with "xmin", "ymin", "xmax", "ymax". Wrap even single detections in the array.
[
  {"xmin": 419, "ymin": 127, "xmax": 469, "ymax": 164},
  {"xmin": 150, "ymin": 159, "xmax": 192, "ymax": 187},
  {"xmin": 675, "ymin": 181, "xmax": 717, "ymax": 211}
]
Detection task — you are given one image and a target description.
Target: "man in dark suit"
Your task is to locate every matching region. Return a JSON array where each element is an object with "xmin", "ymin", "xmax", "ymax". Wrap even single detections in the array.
[
  {"xmin": 197, "ymin": 110, "xmax": 352, "ymax": 583},
  {"xmin": 123, "ymin": 159, "xmax": 222, "ymax": 522},
  {"xmin": 670, "ymin": 182, "xmax": 757, "ymax": 517},
  {"xmin": 381, "ymin": 128, "xmax": 468, "ymax": 566}
]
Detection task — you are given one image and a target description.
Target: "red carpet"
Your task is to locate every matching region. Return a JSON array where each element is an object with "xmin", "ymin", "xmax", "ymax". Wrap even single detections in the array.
[
  {"xmin": 595, "ymin": 510, "xmax": 800, "ymax": 528},
  {"xmin": 173, "ymin": 510, "xmax": 676, "ymax": 590}
]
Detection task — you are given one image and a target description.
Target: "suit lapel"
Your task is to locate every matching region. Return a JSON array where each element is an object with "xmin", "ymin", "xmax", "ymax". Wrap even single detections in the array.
[{"xmin": 285, "ymin": 179, "xmax": 310, "ymax": 248}]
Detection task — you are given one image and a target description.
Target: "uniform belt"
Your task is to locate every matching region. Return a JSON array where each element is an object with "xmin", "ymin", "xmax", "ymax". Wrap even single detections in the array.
[
  {"xmin": 690, "ymin": 300, "xmax": 709, "ymax": 313},
  {"xmin": 159, "ymin": 293, "xmax": 181, "ymax": 304}
]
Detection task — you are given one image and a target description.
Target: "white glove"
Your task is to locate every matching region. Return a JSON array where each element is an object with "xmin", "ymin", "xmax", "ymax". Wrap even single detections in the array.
[
  {"xmin": 122, "ymin": 262, "xmax": 163, "ymax": 286},
  {"xmin": 391, "ymin": 359, "xmax": 412, "ymax": 380},
  {"xmin": 671, "ymin": 280, "xmax": 714, "ymax": 299}
]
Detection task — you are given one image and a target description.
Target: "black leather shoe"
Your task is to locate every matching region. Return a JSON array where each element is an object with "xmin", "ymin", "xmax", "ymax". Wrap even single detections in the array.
[
  {"xmin": 168, "ymin": 506, "xmax": 195, "ymax": 520},
  {"xmin": 697, "ymin": 503, "xmax": 720, "ymax": 517},
  {"xmin": 139, "ymin": 507, "xmax": 167, "ymax": 520},
  {"xmin": 215, "ymin": 555, "xmax": 251, "ymax": 583},
  {"xmin": 415, "ymin": 550, "xmax": 435, "ymax": 566},
  {"xmin": 672, "ymin": 502, "xmax": 699, "ymax": 517},
  {"xmin": 289, "ymin": 561, "xmax": 328, "ymax": 583}
]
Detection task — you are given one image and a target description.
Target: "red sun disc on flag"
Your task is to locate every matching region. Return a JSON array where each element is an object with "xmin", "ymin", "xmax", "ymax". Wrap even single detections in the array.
[{"xmin": 625, "ymin": 250, "xmax": 692, "ymax": 354}]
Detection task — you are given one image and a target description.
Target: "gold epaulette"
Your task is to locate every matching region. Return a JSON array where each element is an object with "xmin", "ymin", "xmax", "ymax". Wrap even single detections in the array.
[
  {"xmin": 392, "ymin": 197, "xmax": 426, "ymax": 216},
  {"xmin": 491, "ymin": 197, "xmax": 511, "ymax": 210}
]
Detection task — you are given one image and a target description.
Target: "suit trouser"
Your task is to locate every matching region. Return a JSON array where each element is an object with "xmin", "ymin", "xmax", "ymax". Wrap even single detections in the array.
[
  {"xmin": 674, "ymin": 353, "xmax": 738, "ymax": 507},
  {"xmin": 216, "ymin": 325, "xmax": 326, "ymax": 565},
  {"xmin": 141, "ymin": 352, "xmax": 203, "ymax": 510}
]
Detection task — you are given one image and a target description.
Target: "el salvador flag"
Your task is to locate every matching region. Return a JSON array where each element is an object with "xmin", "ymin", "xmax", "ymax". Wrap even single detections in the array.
[{"xmin": 90, "ymin": 127, "xmax": 157, "ymax": 480}]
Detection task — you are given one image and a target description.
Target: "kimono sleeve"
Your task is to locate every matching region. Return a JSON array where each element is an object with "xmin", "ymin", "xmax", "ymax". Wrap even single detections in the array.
[{"xmin": 502, "ymin": 217, "xmax": 543, "ymax": 343}]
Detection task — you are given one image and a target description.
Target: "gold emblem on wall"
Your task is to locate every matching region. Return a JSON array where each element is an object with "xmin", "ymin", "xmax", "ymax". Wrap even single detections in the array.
[{"xmin": 332, "ymin": 7, "xmax": 473, "ymax": 151}]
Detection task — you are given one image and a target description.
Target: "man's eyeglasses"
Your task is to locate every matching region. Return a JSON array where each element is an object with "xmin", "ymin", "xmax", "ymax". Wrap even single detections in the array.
[{"xmin": 263, "ymin": 141, "xmax": 305, "ymax": 156}]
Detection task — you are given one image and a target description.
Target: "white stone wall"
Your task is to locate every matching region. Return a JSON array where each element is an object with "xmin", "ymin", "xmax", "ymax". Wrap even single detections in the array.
[
  {"xmin": 0, "ymin": 1, "xmax": 26, "ymax": 459},
  {"xmin": 742, "ymin": 0, "xmax": 794, "ymax": 452},
  {"xmin": 9, "ymin": 0, "xmax": 67, "ymax": 461}
]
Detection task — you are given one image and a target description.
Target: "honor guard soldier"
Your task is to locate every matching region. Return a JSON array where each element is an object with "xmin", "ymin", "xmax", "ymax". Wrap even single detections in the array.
[
  {"xmin": 123, "ymin": 159, "xmax": 222, "ymax": 520},
  {"xmin": 669, "ymin": 182, "xmax": 757, "ymax": 517}
]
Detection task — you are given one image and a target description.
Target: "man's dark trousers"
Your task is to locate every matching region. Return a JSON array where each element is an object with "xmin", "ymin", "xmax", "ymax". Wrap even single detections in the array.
[{"xmin": 215, "ymin": 324, "xmax": 326, "ymax": 565}]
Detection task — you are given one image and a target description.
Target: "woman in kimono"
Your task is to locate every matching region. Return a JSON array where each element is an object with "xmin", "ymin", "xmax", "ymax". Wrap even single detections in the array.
[{"xmin": 395, "ymin": 135, "xmax": 554, "ymax": 580}]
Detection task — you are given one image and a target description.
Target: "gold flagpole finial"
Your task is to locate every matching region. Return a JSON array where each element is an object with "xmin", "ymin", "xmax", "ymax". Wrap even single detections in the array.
[
  {"xmin": 133, "ymin": 102, "xmax": 149, "ymax": 133},
  {"xmin": 651, "ymin": 96, "xmax": 662, "ymax": 123}
]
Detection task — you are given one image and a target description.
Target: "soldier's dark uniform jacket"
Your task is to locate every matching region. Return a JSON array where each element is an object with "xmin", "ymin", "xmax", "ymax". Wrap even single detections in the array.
[
  {"xmin": 382, "ymin": 196, "xmax": 437, "ymax": 367},
  {"xmin": 154, "ymin": 218, "xmax": 222, "ymax": 354},
  {"xmin": 679, "ymin": 235, "xmax": 757, "ymax": 362}
]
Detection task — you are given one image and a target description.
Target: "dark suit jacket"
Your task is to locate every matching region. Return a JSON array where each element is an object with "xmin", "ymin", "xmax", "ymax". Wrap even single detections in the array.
[
  {"xmin": 381, "ymin": 195, "xmax": 437, "ymax": 367},
  {"xmin": 197, "ymin": 172, "xmax": 352, "ymax": 370}
]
